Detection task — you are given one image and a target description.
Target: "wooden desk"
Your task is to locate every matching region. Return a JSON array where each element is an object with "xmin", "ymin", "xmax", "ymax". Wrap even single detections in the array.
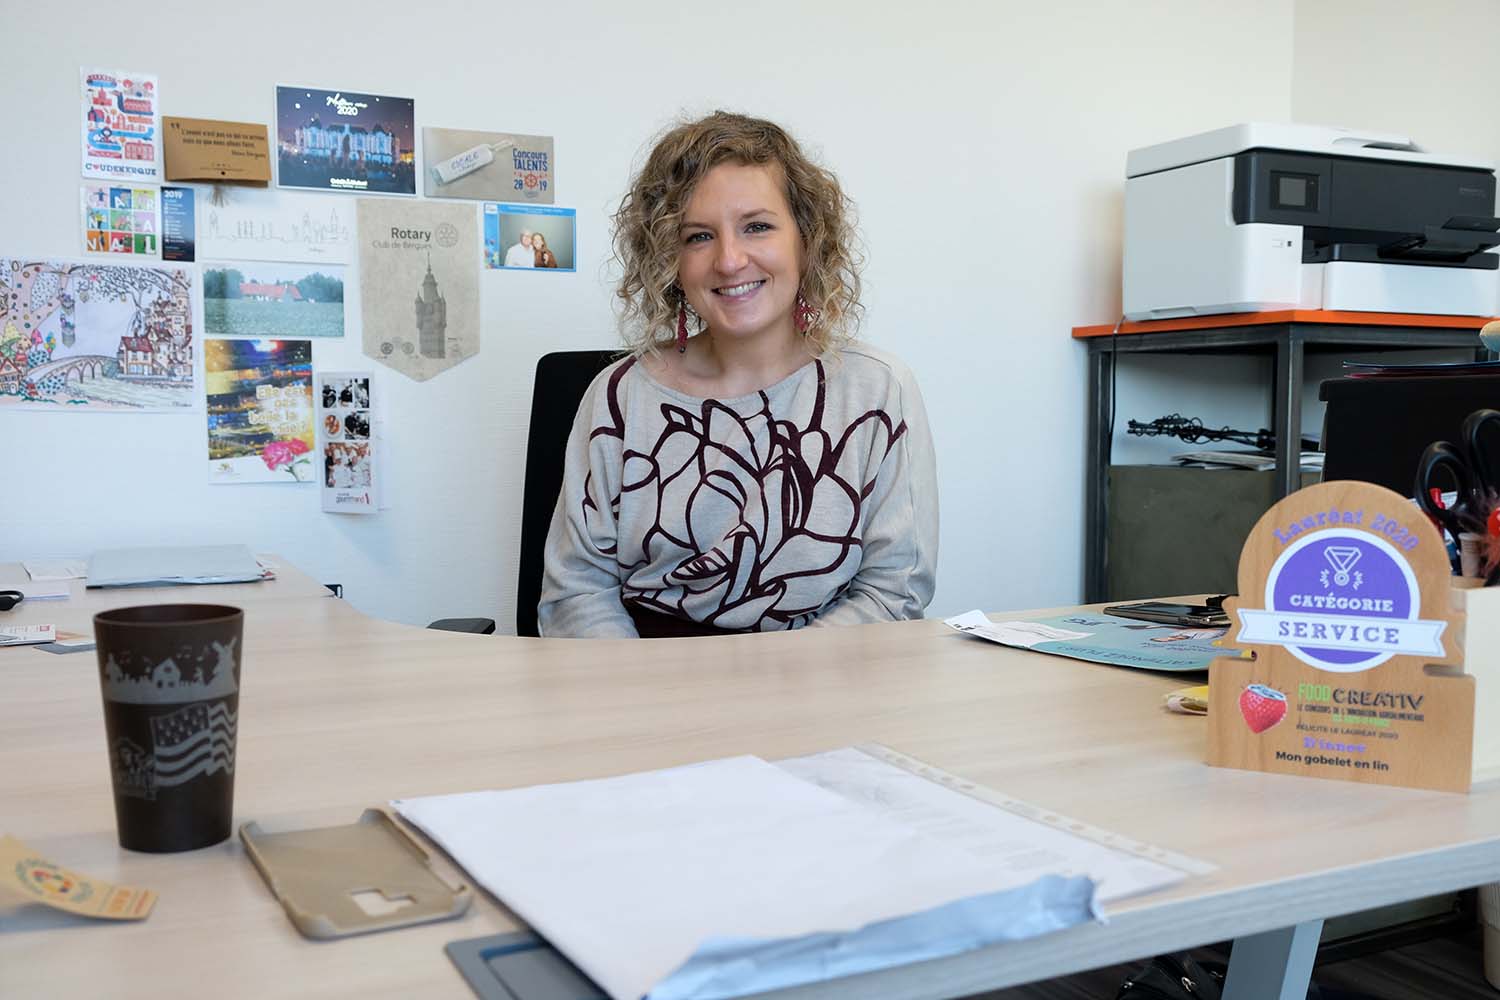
[
  {"xmin": 1072, "ymin": 310, "xmax": 1493, "ymax": 602},
  {"xmin": 4, "ymin": 562, "xmax": 1499, "ymax": 999}
]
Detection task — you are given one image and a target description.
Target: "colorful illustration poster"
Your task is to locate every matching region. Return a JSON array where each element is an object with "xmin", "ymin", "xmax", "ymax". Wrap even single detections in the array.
[
  {"xmin": 161, "ymin": 186, "xmax": 195, "ymax": 262},
  {"xmin": 422, "ymin": 128, "xmax": 554, "ymax": 203},
  {"xmin": 82, "ymin": 69, "xmax": 160, "ymax": 182},
  {"xmin": 357, "ymin": 199, "xmax": 479, "ymax": 381},
  {"xmin": 316, "ymin": 371, "xmax": 377, "ymax": 513},
  {"xmin": 198, "ymin": 186, "xmax": 352, "ymax": 264},
  {"xmin": 275, "ymin": 86, "xmax": 415, "ymax": 195},
  {"xmin": 82, "ymin": 185, "xmax": 159, "ymax": 257},
  {"xmin": 205, "ymin": 338, "xmax": 315, "ymax": 484},
  {"xmin": 0, "ymin": 259, "xmax": 195, "ymax": 411},
  {"xmin": 483, "ymin": 203, "xmax": 576, "ymax": 271},
  {"xmin": 203, "ymin": 261, "xmax": 344, "ymax": 338}
]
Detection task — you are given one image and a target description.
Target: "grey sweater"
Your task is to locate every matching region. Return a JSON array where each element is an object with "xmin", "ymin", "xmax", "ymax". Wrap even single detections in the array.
[{"xmin": 538, "ymin": 343, "xmax": 938, "ymax": 637}]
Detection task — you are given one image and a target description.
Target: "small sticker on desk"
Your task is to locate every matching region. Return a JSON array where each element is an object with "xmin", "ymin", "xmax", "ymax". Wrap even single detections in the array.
[{"xmin": 0, "ymin": 835, "xmax": 156, "ymax": 919}]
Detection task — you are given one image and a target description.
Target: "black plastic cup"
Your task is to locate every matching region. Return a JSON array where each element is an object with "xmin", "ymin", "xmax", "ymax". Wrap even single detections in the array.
[{"xmin": 92, "ymin": 605, "xmax": 244, "ymax": 853}]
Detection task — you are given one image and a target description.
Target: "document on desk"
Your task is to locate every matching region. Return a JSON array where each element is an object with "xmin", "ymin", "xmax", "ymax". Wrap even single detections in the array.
[
  {"xmin": 86, "ymin": 545, "xmax": 267, "ymax": 588},
  {"xmin": 946, "ymin": 610, "xmax": 1240, "ymax": 672},
  {"xmin": 395, "ymin": 746, "xmax": 1206, "ymax": 1000}
]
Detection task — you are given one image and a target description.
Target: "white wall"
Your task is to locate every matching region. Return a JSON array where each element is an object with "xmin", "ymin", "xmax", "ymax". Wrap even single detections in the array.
[
  {"xmin": 1289, "ymin": 0, "xmax": 1494, "ymax": 417},
  {"xmin": 4, "ymin": 0, "xmax": 1295, "ymax": 626},
  {"xmin": 1294, "ymin": 0, "xmax": 1500, "ymax": 166}
]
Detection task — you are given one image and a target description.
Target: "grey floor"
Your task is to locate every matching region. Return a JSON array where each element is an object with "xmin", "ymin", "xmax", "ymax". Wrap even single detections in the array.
[{"xmin": 969, "ymin": 925, "xmax": 1496, "ymax": 999}]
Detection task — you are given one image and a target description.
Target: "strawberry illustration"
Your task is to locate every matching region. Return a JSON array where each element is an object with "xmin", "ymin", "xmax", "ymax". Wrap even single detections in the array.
[{"xmin": 1239, "ymin": 684, "xmax": 1287, "ymax": 734}]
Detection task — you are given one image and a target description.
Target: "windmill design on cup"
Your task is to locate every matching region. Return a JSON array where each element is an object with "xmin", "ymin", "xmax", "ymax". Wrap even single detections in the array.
[{"xmin": 1321, "ymin": 545, "xmax": 1364, "ymax": 589}]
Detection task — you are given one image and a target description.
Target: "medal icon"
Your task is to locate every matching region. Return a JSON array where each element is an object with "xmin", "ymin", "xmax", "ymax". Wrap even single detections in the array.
[{"xmin": 1323, "ymin": 545, "xmax": 1362, "ymax": 587}]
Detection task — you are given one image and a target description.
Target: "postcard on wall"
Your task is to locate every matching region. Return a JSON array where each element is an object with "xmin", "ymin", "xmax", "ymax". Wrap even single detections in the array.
[
  {"xmin": 82, "ymin": 69, "xmax": 159, "ymax": 182},
  {"xmin": 276, "ymin": 86, "xmax": 415, "ymax": 195},
  {"xmin": 163, "ymin": 117, "xmax": 271, "ymax": 183},
  {"xmin": 0, "ymin": 258, "xmax": 195, "ymax": 411},
  {"xmin": 82, "ymin": 185, "xmax": 159, "ymax": 257},
  {"xmin": 483, "ymin": 203, "xmax": 576, "ymax": 272},
  {"xmin": 197, "ymin": 186, "xmax": 352, "ymax": 264},
  {"xmin": 316, "ymin": 371, "xmax": 377, "ymax": 513},
  {"xmin": 205, "ymin": 338, "xmax": 315, "ymax": 484},
  {"xmin": 357, "ymin": 199, "xmax": 479, "ymax": 381},
  {"xmin": 161, "ymin": 186, "xmax": 195, "ymax": 262},
  {"xmin": 203, "ymin": 261, "xmax": 344, "ymax": 338},
  {"xmin": 422, "ymin": 128, "xmax": 554, "ymax": 204}
]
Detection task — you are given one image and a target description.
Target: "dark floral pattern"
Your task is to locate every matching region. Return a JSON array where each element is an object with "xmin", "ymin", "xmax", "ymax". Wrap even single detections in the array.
[{"xmin": 585, "ymin": 359, "xmax": 906, "ymax": 631}]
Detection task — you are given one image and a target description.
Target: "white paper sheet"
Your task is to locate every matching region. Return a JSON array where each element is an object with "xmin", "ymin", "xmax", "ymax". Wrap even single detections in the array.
[
  {"xmin": 22, "ymin": 560, "xmax": 87, "ymax": 581},
  {"xmin": 779, "ymin": 747, "xmax": 1196, "ymax": 904},
  {"xmin": 395, "ymin": 754, "xmax": 1101, "ymax": 1000},
  {"xmin": 86, "ymin": 545, "xmax": 264, "ymax": 588},
  {"xmin": 945, "ymin": 609, "xmax": 1092, "ymax": 647},
  {"xmin": 15, "ymin": 583, "xmax": 70, "ymax": 601}
]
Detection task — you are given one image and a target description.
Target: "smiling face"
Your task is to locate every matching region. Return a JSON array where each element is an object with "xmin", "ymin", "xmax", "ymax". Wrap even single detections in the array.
[
  {"xmin": 521, "ymin": 232, "xmax": 533, "ymax": 248},
  {"xmin": 677, "ymin": 162, "xmax": 804, "ymax": 346},
  {"xmin": 533, "ymin": 233, "xmax": 547, "ymax": 250}
]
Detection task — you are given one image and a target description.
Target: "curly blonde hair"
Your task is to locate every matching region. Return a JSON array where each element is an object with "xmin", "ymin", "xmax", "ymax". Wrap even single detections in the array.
[{"xmin": 611, "ymin": 111, "xmax": 863, "ymax": 357}]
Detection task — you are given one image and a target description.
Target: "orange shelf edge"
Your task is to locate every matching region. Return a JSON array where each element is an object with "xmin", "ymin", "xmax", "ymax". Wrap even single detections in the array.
[{"xmin": 1071, "ymin": 309, "xmax": 1498, "ymax": 339}]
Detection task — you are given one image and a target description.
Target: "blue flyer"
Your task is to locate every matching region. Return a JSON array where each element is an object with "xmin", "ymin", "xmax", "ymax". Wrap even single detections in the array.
[
  {"xmin": 161, "ymin": 186, "xmax": 195, "ymax": 262},
  {"xmin": 946, "ymin": 611, "xmax": 1248, "ymax": 672}
]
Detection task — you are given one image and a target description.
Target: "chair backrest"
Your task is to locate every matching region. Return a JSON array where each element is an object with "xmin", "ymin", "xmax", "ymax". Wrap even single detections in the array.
[{"xmin": 516, "ymin": 350, "xmax": 622, "ymax": 637}]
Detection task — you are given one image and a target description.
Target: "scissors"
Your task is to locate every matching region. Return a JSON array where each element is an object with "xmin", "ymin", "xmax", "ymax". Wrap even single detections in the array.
[{"xmin": 1415, "ymin": 408, "xmax": 1500, "ymax": 556}]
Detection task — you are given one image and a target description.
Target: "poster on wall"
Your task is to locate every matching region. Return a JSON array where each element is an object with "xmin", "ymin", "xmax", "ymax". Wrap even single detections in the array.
[
  {"xmin": 81, "ymin": 68, "xmax": 160, "ymax": 182},
  {"xmin": 0, "ymin": 258, "xmax": 195, "ymax": 411},
  {"xmin": 203, "ymin": 261, "xmax": 344, "ymax": 338},
  {"xmin": 483, "ymin": 203, "xmax": 576, "ymax": 272},
  {"xmin": 161, "ymin": 186, "xmax": 195, "ymax": 262},
  {"xmin": 357, "ymin": 199, "xmax": 479, "ymax": 382},
  {"xmin": 422, "ymin": 128, "xmax": 554, "ymax": 203},
  {"xmin": 275, "ymin": 86, "xmax": 415, "ymax": 195},
  {"xmin": 316, "ymin": 371, "xmax": 377, "ymax": 513},
  {"xmin": 163, "ymin": 116, "xmax": 271, "ymax": 183},
  {"xmin": 205, "ymin": 338, "xmax": 315, "ymax": 484},
  {"xmin": 198, "ymin": 186, "xmax": 352, "ymax": 264},
  {"xmin": 82, "ymin": 185, "xmax": 159, "ymax": 257}
]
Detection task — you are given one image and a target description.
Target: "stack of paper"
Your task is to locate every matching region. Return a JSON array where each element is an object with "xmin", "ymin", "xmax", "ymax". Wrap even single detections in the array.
[
  {"xmin": 395, "ymin": 746, "xmax": 1202, "ymax": 1000},
  {"xmin": 86, "ymin": 545, "xmax": 266, "ymax": 589}
]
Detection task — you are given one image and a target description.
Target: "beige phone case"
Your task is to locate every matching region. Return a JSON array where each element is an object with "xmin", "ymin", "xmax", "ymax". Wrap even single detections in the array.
[{"xmin": 240, "ymin": 809, "xmax": 472, "ymax": 939}]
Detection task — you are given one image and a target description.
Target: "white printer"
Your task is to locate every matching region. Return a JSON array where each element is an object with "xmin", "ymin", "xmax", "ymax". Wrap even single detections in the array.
[{"xmin": 1123, "ymin": 124, "xmax": 1500, "ymax": 320}]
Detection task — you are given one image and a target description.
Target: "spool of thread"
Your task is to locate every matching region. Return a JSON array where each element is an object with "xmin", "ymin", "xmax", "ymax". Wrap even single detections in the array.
[{"xmin": 1459, "ymin": 532, "xmax": 1485, "ymax": 577}]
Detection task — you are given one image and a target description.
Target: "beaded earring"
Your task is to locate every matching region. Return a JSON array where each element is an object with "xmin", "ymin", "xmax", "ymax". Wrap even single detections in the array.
[
  {"xmin": 676, "ymin": 300, "xmax": 689, "ymax": 353},
  {"xmin": 793, "ymin": 292, "xmax": 817, "ymax": 335}
]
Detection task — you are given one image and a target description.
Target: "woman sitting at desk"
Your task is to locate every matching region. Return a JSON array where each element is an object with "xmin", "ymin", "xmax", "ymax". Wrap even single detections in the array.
[{"xmin": 539, "ymin": 112, "xmax": 937, "ymax": 638}]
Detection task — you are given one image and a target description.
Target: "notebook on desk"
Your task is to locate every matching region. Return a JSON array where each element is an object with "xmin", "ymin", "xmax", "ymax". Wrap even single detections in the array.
[{"xmin": 86, "ymin": 545, "xmax": 267, "ymax": 589}]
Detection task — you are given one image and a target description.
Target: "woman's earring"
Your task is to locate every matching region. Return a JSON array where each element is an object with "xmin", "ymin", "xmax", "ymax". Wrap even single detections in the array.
[
  {"xmin": 794, "ymin": 292, "xmax": 816, "ymax": 335},
  {"xmin": 676, "ymin": 300, "xmax": 689, "ymax": 353}
]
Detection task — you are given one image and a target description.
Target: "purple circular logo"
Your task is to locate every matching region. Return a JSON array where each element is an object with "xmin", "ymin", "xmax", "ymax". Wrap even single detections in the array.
[{"xmin": 1264, "ymin": 530, "xmax": 1419, "ymax": 672}]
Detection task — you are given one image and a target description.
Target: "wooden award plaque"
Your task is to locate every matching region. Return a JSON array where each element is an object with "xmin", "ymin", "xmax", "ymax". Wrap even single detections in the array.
[{"xmin": 1207, "ymin": 480, "xmax": 1475, "ymax": 793}]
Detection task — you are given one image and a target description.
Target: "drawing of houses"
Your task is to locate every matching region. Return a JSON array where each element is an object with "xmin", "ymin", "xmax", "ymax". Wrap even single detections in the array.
[
  {"xmin": 101, "ymin": 638, "xmax": 239, "ymax": 705},
  {"xmin": 0, "ymin": 356, "xmax": 21, "ymax": 394},
  {"xmin": 117, "ymin": 335, "xmax": 154, "ymax": 376},
  {"xmin": 116, "ymin": 298, "xmax": 193, "ymax": 381}
]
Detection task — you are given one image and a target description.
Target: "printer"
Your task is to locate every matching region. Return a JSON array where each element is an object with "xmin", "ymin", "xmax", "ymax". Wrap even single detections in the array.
[{"xmin": 1123, "ymin": 124, "xmax": 1500, "ymax": 320}]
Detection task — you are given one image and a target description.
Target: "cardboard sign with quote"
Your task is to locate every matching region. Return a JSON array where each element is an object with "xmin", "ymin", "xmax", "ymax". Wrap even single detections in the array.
[
  {"xmin": 164, "ymin": 117, "xmax": 271, "ymax": 183},
  {"xmin": 1207, "ymin": 480, "xmax": 1475, "ymax": 793}
]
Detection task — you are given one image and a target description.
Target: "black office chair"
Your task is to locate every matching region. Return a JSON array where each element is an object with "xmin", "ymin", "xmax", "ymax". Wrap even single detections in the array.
[{"xmin": 515, "ymin": 350, "xmax": 622, "ymax": 637}]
